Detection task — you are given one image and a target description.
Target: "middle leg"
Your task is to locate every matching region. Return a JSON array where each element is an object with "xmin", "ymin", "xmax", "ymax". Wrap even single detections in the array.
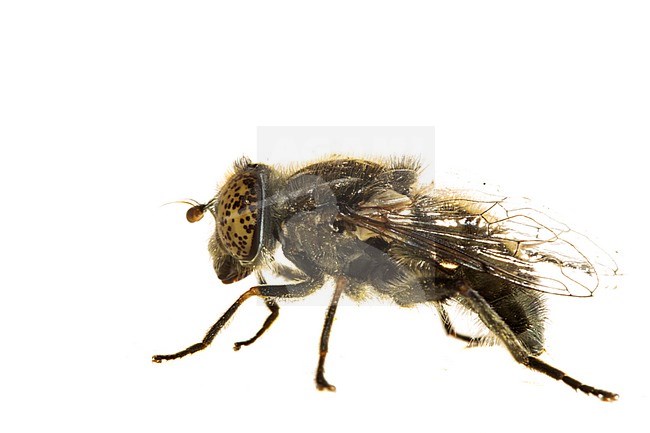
[
  {"xmin": 233, "ymin": 272, "xmax": 281, "ymax": 351},
  {"xmin": 315, "ymin": 276, "xmax": 346, "ymax": 391},
  {"xmin": 435, "ymin": 303, "xmax": 478, "ymax": 345}
]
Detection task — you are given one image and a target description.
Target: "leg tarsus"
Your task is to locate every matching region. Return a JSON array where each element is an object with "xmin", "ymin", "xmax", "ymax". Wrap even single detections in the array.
[
  {"xmin": 152, "ymin": 342, "xmax": 207, "ymax": 362},
  {"xmin": 316, "ymin": 352, "xmax": 337, "ymax": 391},
  {"xmin": 526, "ymin": 356, "xmax": 618, "ymax": 402}
]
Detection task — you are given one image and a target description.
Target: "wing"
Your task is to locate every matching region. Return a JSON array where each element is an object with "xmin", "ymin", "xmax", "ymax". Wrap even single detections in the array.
[{"xmin": 339, "ymin": 189, "xmax": 618, "ymax": 297}]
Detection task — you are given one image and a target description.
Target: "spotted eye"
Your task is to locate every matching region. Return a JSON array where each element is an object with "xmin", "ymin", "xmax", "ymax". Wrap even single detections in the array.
[{"xmin": 216, "ymin": 172, "xmax": 263, "ymax": 262}]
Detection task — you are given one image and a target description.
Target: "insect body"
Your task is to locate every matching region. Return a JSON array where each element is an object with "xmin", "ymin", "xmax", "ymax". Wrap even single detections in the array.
[{"xmin": 153, "ymin": 156, "xmax": 618, "ymax": 401}]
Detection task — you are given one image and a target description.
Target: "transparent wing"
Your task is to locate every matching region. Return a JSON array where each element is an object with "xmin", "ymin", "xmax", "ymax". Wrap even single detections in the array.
[{"xmin": 341, "ymin": 189, "xmax": 618, "ymax": 297}]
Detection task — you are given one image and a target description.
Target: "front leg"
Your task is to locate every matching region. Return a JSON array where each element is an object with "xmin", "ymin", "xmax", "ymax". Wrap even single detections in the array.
[
  {"xmin": 233, "ymin": 298, "xmax": 279, "ymax": 351},
  {"xmin": 233, "ymin": 272, "xmax": 280, "ymax": 351},
  {"xmin": 152, "ymin": 278, "xmax": 322, "ymax": 363},
  {"xmin": 315, "ymin": 276, "xmax": 346, "ymax": 391}
]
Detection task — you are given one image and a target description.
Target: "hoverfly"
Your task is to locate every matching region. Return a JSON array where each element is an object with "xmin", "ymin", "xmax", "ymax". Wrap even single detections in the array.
[{"xmin": 153, "ymin": 156, "xmax": 618, "ymax": 401}]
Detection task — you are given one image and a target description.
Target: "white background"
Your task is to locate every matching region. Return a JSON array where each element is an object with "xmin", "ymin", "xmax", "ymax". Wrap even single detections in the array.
[{"xmin": 1, "ymin": 1, "xmax": 648, "ymax": 432}]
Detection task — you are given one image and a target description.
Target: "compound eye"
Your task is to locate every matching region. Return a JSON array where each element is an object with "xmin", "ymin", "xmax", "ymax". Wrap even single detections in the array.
[{"xmin": 216, "ymin": 172, "xmax": 263, "ymax": 262}]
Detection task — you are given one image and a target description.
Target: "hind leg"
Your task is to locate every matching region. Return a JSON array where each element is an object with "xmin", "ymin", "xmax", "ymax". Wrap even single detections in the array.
[{"xmin": 458, "ymin": 284, "xmax": 618, "ymax": 401}]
